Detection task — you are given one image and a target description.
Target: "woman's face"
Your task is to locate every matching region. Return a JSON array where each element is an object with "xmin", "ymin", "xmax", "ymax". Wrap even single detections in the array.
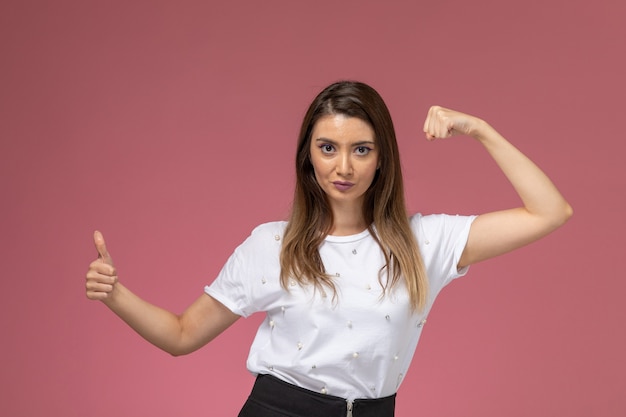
[{"xmin": 309, "ymin": 114, "xmax": 379, "ymax": 212}]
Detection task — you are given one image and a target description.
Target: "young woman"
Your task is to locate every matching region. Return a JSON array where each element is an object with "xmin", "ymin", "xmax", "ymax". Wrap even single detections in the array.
[{"xmin": 85, "ymin": 81, "xmax": 572, "ymax": 416}]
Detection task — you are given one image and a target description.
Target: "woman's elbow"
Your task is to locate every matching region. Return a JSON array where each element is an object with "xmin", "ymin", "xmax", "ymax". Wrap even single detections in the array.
[
  {"xmin": 550, "ymin": 202, "xmax": 574, "ymax": 229},
  {"xmin": 564, "ymin": 202, "xmax": 574, "ymax": 221},
  {"xmin": 560, "ymin": 202, "xmax": 574, "ymax": 225},
  {"xmin": 167, "ymin": 345, "xmax": 196, "ymax": 357}
]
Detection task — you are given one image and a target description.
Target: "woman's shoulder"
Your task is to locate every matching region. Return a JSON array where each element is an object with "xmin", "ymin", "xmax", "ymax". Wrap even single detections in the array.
[
  {"xmin": 408, "ymin": 212, "xmax": 446, "ymax": 228},
  {"xmin": 231, "ymin": 221, "xmax": 287, "ymax": 260},
  {"xmin": 410, "ymin": 212, "xmax": 474, "ymax": 225},
  {"xmin": 409, "ymin": 212, "xmax": 476, "ymax": 236},
  {"xmin": 249, "ymin": 220, "xmax": 288, "ymax": 238},
  {"xmin": 237, "ymin": 221, "xmax": 288, "ymax": 249}
]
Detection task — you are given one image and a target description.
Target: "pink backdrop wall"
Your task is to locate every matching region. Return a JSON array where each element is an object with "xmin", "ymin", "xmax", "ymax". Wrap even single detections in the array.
[{"xmin": 1, "ymin": 0, "xmax": 624, "ymax": 416}]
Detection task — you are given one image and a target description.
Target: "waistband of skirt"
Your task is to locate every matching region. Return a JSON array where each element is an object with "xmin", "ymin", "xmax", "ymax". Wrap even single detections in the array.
[{"xmin": 247, "ymin": 373, "xmax": 396, "ymax": 417}]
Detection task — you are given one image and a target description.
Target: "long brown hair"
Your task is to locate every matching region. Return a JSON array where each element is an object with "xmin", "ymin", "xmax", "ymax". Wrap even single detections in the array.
[{"xmin": 280, "ymin": 81, "xmax": 428, "ymax": 311}]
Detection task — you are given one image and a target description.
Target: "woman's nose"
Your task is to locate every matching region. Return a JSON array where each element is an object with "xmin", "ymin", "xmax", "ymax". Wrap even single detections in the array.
[{"xmin": 336, "ymin": 153, "xmax": 353, "ymax": 176}]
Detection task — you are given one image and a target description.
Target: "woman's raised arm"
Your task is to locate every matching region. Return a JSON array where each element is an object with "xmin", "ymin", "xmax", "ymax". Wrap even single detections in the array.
[
  {"xmin": 422, "ymin": 106, "xmax": 573, "ymax": 269},
  {"xmin": 85, "ymin": 231, "xmax": 240, "ymax": 356}
]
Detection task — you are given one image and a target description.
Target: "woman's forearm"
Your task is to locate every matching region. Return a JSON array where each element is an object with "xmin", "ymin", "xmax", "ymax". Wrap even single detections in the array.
[
  {"xmin": 86, "ymin": 231, "xmax": 239, "ymax": 356},
  {"xmin": 101, "ymin": 282, "xmax": 189, "ymax": 356},
  {"xmin": 472, "ymin": 119, "xmax": 573, "ymax": 228}
]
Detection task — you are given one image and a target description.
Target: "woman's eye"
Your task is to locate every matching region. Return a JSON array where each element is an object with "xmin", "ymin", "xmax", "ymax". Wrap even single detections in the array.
[
  {"xmin": 321, "ymin": 144, "xmax": 334, "ymax": 153},
  {"xmin": 355, "ymin": 146, "xmax": 371, "ymax": 155}
]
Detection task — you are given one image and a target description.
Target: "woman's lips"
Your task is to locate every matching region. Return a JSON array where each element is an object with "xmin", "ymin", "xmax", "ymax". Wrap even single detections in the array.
[{"xmin": 333, "ymin": 181, "xmax": 354, "ymax": 191}]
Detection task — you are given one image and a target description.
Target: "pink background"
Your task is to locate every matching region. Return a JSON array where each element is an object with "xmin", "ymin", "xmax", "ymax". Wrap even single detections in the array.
[{"xmin": 1, "ymin": 0, "xmax": 624, "ymax": 416}]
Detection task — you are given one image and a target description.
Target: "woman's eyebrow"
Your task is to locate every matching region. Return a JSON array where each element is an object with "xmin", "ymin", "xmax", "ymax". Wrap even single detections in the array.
[{"xmin": 314, "ymin": 138, "xmax": 376, "ymax": 146}]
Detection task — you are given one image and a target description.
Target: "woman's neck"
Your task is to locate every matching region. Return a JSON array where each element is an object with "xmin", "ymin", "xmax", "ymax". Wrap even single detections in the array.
[{"xmin": 329, "ymin": 203, "xmax": 367, "ymax": 236}]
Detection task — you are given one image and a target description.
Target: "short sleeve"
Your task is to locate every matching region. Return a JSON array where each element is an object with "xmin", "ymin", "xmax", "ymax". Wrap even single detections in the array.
[
  {"xmin": 204, "ymin": 222, "xmax": 286, "ymax": 318},
  {"xmin": 204, "ymin": 248, "xmax": 250, "ymax": 317},
  {"xmin": 410, "ymin": 213, "xmax": 476, "ymax": 291}
]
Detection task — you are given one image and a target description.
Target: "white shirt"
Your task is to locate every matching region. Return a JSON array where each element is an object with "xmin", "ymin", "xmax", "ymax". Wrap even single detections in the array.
[{"xmin": 205, "ymin": 213, "xmax": 475, "ymax": 401}]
